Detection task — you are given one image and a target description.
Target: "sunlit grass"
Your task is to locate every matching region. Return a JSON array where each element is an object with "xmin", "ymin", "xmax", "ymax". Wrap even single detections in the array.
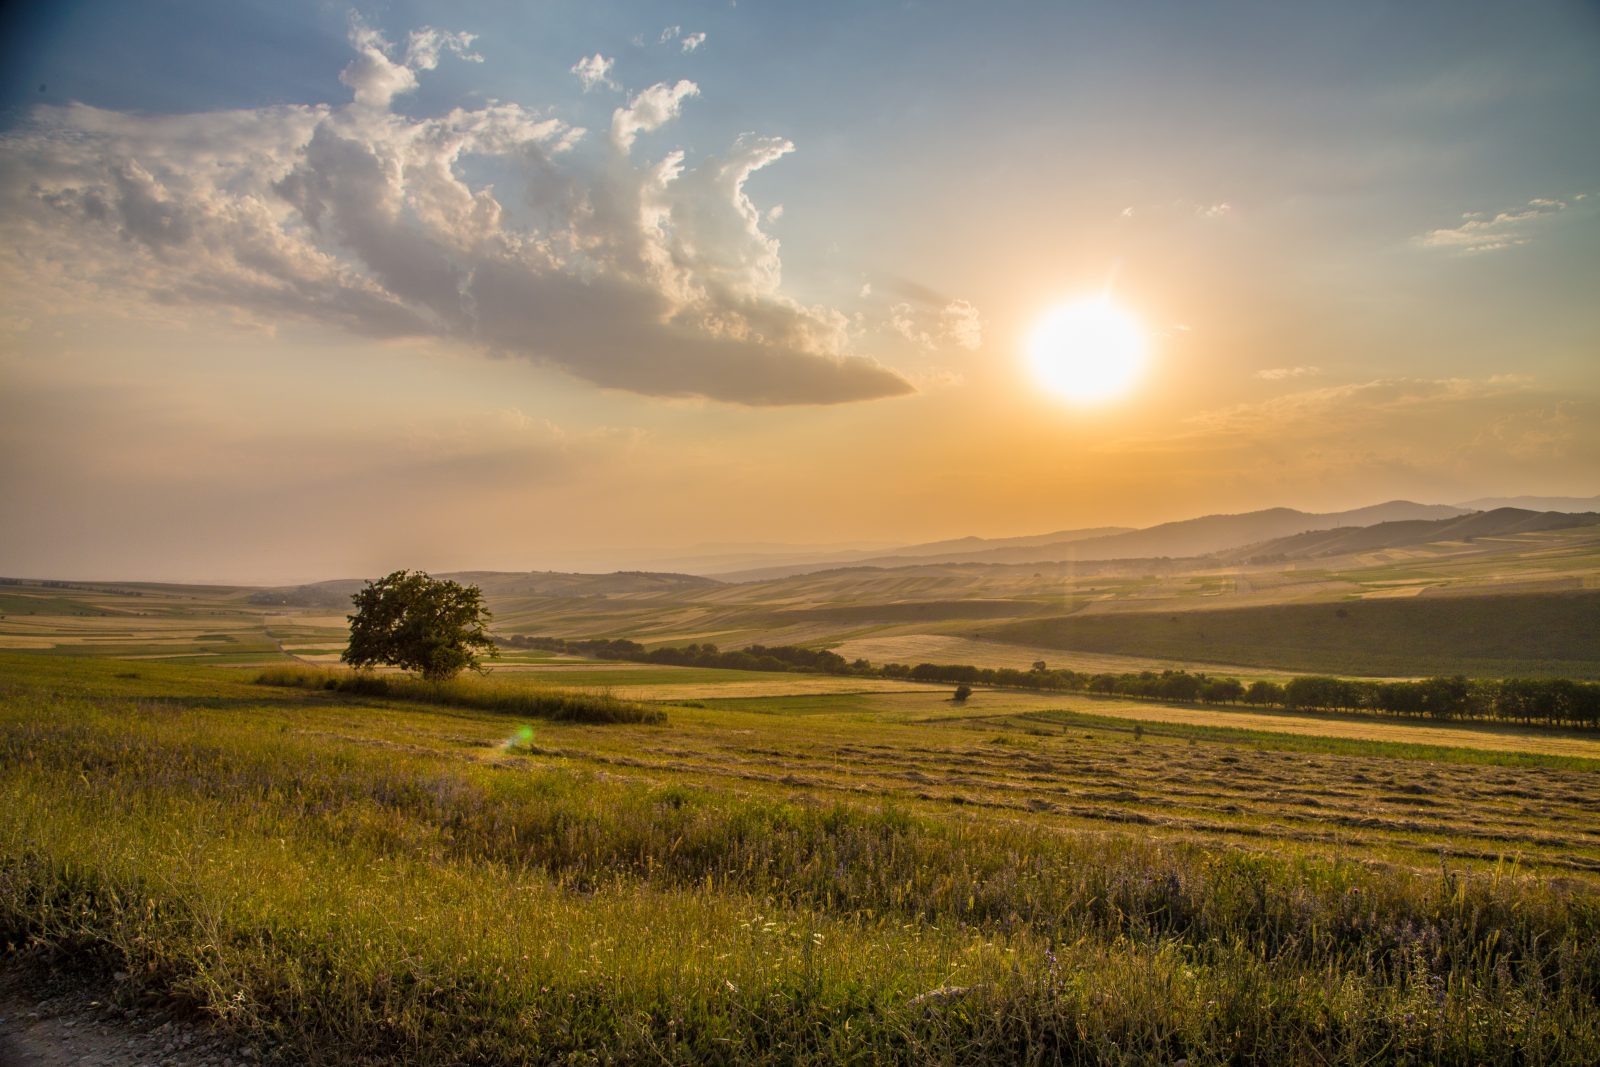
[{"xmin": 2, "ymin": 655, "xmax": 1600, "ymax": 1063}]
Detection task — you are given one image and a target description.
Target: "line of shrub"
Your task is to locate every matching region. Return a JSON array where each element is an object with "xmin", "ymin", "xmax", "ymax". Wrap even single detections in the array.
[{"xmin": 253, "ymin": 665, "xmax": 666, "ymax": 724}]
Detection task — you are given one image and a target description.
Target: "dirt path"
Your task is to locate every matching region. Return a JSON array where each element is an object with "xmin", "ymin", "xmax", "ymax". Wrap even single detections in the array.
[{"xmin": 0, "ymin": 964, "xmax": 262, "ymax": 1067}]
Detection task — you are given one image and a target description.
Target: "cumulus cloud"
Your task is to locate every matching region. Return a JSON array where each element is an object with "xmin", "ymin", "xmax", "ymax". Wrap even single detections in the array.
[
  {"xmin": 1257, "ymin": 366, "xmax": 1321, "ymax": 380},
  {"xmin": 611, "ymin": 79, "xmax": 700, "ymax": 150},
  {"xmin": 0, "ymin": 22, "xmax": 910, "ymax": 405},
  {"xmin": 681, "ymin": 32, "xmax": 707, "ymax": 53},
  {"xmin": 1418, "ymin": 196, "xmax": 1575, "ymax": 254},
  {"xmin": 1196, "ymin": 202, "xmax": 1232, "ymax": 218},
  {"xmin": 570, "ymin": 53, "xmax": 619, "ymax": 92},
  {"xmin": 341, "ymin": 19, "xmax": 482, "ymax": 108}
]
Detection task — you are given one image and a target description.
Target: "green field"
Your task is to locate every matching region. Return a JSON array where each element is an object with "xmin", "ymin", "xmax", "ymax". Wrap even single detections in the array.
[
  {"xmin": 980, "ymin": 591, "xmax": 1600, "ymax": 678},
  {"xmin": 4, "ymin": 650, "xmax": 1600, "ymax": 1064}
]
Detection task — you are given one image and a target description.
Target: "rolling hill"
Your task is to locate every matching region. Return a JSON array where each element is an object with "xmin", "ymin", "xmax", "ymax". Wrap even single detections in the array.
[
  {"xmin": 1225, "ymin": 508, "xmax": 1600, "ymax": 562},
  {"xmin": 714, "ymin": 500, "xmax": 1469, "ymax": 580}
]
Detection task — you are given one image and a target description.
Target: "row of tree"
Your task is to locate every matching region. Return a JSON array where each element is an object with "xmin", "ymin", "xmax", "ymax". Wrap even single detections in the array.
[
  {"xmin": 505, "ymin": 634, "xmax": 1600, "ymax": 729},
  {"xmin": 504, "ymin": 635, "xmax": 855, "ymax": 675}
]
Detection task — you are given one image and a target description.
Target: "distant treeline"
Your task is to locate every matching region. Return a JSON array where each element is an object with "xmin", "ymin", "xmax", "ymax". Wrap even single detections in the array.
[
  {"xmin": 505, "ymin": 635, "xmax": 853, "ymax": 675},
  {"xmin": 504, "ymin": 635, "xmax": 1600, "ymax": 729},
  {"xmin": 248, "ymin": 587, "xmax": 349, "ymax": 608}
]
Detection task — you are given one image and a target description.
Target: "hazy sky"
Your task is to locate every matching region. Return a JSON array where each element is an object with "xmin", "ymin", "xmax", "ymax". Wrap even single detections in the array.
[{"xmin": 2, "ymin": 1, "xmax": 1597, "ymax": 583}]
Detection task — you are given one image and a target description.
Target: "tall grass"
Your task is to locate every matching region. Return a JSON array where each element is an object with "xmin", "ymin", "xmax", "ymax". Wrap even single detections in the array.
[
  {"xmin": 254, "ymin": 665, "xmax": 666, "ymax": 724},
  {"xmin": 3, "ymin": 669, "xmax": 1599, "ymax": 1062}
]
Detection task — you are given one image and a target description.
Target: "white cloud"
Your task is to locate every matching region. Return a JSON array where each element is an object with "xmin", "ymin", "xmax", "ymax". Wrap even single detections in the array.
[
  {"xmin": 885, "ymin": 297, "xmax": 983, "ymax": 352},
  {"xmin": 570, "ymin": 53, "xmax": 619, "ymax": 93},
  {"xmin": 1197, "ymin": 202, "xmax": 1232, "ymax": 219},
  {"xmin": 659, "ymin": 25, "xmax": 682, "ymax": 44},
  {"xmin": 611, "ymin": 79, "xmax": 700, "ymax": 150},
  {"xmin": 940, "ymin": 300, "xmax": 982, "ymax": 351},
  {"xmin": 404, "ymin": 27, "xmax": 482, "ymax": 70},
  {"xmin": 1257, "ymin": 366, "xmax": 1322, "ymax": 380},
  {"xmin": 681, "ymin": 32, "xmax": 707, "ymax": 53},
  {"xmin": 888, "ymin": 302, "xmax": 921, "ymax": 345},
  {"xmin": 339, "ymin": 19, "xmax": 481, "ymax": 109},
  {"xmin": 0, "ymin": 22, "xmax": 909, "ymax": 406},
  {"xmin": 1418, "ymin": 195, "xmax": 1574, "ymax": 254}
]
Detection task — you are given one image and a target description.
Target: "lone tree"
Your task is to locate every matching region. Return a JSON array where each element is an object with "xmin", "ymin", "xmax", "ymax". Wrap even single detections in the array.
[{"xmin": 343, "ymin": 570, "xmax": 497, "ymax": 681}]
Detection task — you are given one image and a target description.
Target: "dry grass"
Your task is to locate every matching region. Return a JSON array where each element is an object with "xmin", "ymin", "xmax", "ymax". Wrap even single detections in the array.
[{"xmin": 4, "ymin": 653, "xmax": 1600, "ymax": 1063}]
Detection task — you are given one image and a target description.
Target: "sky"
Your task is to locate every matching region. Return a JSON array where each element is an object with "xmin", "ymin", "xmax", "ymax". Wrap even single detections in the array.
[{"xmin": 1, "ymin": 0, "xmax": 1597, "ymax": 584}]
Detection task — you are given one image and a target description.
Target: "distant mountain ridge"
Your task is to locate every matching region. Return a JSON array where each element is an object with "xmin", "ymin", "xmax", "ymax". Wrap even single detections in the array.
[
  {"xmin": 254, "ymin": 570, "xmax": 721, "ymax": 605},
  {"xmin": 254, "ymin": 498, "xmax": 1599, "ymax": 595},
  {"xmin": 712, "ymin": 500, "xmax": 1469, "ymax": 581},
  {"xmin": 1456, "ymin": 494, "xmax": 1600, "ymax": 513},
  {"xmin": 639, "ymin": 527, "xmax": 1130, "ymax": 577},
  {"xmin": 1223, "ymin": 508, "xmax": 1600, "ymax": 563}
]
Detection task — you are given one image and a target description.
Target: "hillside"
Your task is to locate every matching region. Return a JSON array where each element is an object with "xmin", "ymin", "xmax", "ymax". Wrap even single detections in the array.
[
  {"xmin": 708, "ymin": 526, "xmax": 1133, "ymax": 581},
  {"xmin": 250, "ymin": 570, "xmax": 721, "ymax": 608},
  {"xmin": 1458, "ymin": 494, "xmax": 1600, "ymax": 512},
  {"xmin": 978, "ymin": 591, "xmax": 1600, "ymax": 678},
  {"xmin": 714, "ymin": 501, "xmax": 1467, "ymax": 580},
  {"xmin": 443, "ymin": 571, "xmax": 723, "ymax": 597},
  {"xmin": 1228, "ymin": 508, "xmax": 1600, "ymax": 562}
]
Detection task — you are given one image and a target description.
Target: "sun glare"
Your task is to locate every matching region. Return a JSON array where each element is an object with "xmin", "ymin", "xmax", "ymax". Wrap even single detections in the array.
[{"xmin": 1027, "ymin": 297, "xmax": 1149, "ymax": 404}]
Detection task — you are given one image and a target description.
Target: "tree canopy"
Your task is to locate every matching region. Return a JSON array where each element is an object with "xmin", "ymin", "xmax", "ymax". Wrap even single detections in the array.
[{"xmin": 343, "ymin": 570, "xmax": 497, "ymax": 681}]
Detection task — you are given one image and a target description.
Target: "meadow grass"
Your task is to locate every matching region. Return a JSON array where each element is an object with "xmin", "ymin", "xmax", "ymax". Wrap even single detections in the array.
[{"xmin": 3, "ymin": 653, "xmax": 1600, "ymax": 1063}]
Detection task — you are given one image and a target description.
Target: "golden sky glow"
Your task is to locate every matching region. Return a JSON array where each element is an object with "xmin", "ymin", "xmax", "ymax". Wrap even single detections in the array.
[{"xmin": 1, "ymin": 3, "xmax": 1597, "ymax": 583}]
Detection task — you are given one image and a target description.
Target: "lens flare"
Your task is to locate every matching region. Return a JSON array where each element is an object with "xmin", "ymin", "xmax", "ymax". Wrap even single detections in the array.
[{"xmin": 501, "ymin": 723, "xmax": 536, "ymax": 751}]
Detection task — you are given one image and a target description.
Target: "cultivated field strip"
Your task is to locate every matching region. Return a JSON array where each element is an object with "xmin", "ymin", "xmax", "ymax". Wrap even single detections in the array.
[{"xmin": 490, "ymin": 708, "xmax": 1600, "ymax": 880}]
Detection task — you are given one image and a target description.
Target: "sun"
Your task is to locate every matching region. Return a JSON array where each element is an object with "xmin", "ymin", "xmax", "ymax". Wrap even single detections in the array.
[{"xmin": 1027, "ymin": 296, "xmax": 1149, "ymax": 404}]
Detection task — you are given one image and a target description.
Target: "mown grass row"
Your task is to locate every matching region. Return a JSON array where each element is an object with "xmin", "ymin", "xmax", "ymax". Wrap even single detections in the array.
[
  {"xmin": 3, "ymin": 673, "xmax": 1599, "ymax": 1063},
  {"xmin": 1016, "ymin": 708, "xmax": 1600, "ymax": 773},
  {"xmin": 254, "ymin": 665, "xmax": 666, "ymax": 724}
]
